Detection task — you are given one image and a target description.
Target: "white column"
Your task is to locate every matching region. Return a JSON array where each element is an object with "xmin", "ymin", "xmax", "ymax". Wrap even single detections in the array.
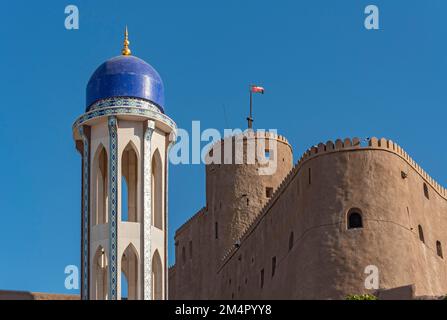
[
  {"xmin": 143, "ymin": 120, "xmax": 155, "ymax": 300},
  {"xmin": 164, "ymin": 136, "xmax": 175, "ymax": 299}
]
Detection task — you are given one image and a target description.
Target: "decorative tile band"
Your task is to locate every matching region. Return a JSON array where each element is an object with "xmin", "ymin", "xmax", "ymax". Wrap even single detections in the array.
[
  {"xmin": 143, "ymin": 121, "xmax": 155, "ymax": 300},
  {"xmin": 89, "ymin": 97, "xmax": 161, "ymax": 113},
  {"xmin": 108, "ymin": 116, "xmax": 118, "ymax": 300},
  {"xmin": 79, "ymin": 126, "xmax": 90, "ymax": 300},
  {"xmin": 72, "ymin": 99, "xmax": 176, "ymax": 133}
]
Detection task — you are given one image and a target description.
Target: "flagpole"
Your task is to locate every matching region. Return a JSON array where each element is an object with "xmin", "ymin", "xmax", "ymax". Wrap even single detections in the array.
[{"xmin": 248, "ymin": 86, "xmax": 253, "ymax": 129}]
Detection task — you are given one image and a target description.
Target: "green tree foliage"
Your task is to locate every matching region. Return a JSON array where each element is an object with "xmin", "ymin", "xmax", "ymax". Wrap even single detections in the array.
[{"xmin": 346, "ymin": 294, "xmax": 378, "ymax": 300}]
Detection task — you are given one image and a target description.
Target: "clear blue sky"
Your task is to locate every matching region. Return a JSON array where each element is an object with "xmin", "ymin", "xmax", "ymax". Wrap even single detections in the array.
[{"xmin": 1, "ymin": 0, "xmax": 447, "ymax": 294}]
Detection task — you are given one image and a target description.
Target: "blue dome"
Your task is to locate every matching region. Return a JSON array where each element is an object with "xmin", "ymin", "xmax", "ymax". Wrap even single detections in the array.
[{"xmin": 86, "ymin": 55, "xmax": 165, "ymax": 112}]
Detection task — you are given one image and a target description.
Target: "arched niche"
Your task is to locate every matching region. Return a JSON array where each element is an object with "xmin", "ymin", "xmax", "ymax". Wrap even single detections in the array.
[
  {"xmin": 152, "ymin": 250, "xmax": 163, "ymax": 300},
  {"xmin": 93, "ymin": 144, "xmax": 108, "ymax": 225},
  {"xmin": 92, "ymin": 245, "xmax": 108, "ymax": 300},
  {"xmin": 152, "ymin": 149, "xmax": 163, "ymax": 229},
  {"xmin": 121, "ymin": 142, "xmax": 139, "ymax": 222},
  {"xmin": 121, "ymin": 243, "xmax": 139, "ymax": 300}
]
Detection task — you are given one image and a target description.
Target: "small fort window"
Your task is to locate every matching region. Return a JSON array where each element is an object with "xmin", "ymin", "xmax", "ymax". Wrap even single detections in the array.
[
  {"xmin": 182, "ymin": 246, "xmax": 186, "ymax": 263},
  {"xmin": 308, "ymin": 168, "xmax": 312, "ymax": 185},
  {"xmin": 266, "ymin": 187, "xmax": 273, "ymax": 198},
  {"xmin": 215, "ymin": 222, "xmax": 218, "ymax": 239},
  {"xmin": 437, "ymin": 241, "xmax": 443, "ymax": 259},
  {"xmin": 260, "ymin": 269, "xmax": 264, "ymax": 289},
  {"xmin": 418, "ymin": 225, "xmax": 425, "ymax": 243},
  {"xmin": 423, "ymin": 183, "xmax": 429, "ymax": 199},
  {"xmin": 289, "ymin": 232, "xmax": 294, "ymax": 251},
  {"xmin": 271, "ymin": 256, "xmax": 276, "ymax": 278},
  {"xmin": 347, "ymin": 210, "xmax": 363, "ymax": 229}
]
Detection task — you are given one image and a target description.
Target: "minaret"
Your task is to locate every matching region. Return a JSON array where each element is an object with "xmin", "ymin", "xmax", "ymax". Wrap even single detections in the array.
[{"xmin": 73, "ymin": 28, "xmax": 176, "ymax": 300}]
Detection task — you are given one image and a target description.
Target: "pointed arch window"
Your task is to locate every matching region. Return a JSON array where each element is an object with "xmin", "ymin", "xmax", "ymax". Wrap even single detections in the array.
[
  {"xmin": 92, "ymin": 246, "xmax": 108, "ymax": 300},
  {"xmin": 152, "ymin": 250, "xmax": 163, "ymax": 300},
  {"xmin": 121, "ymin": 142, "xmax": 138, "ymax": 222},
  {"xmin": 121, "ymin": 244, "xmax": 138, "ymax": 300},
  {"xmin": 93, "ymin": 145, "xmax": 108, "ymax": 225},
  {"xmin": 152, "ymin": 149, "xmax": 163, "ymax": 229}
]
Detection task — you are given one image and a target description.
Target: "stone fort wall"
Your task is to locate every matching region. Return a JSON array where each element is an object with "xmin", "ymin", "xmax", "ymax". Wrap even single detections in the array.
[{"xmin": 169, "ymin": 136, "xmax": 447, "ymax": 299}]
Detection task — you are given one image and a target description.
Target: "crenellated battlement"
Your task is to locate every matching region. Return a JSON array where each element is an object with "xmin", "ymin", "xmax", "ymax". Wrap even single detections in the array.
[
  {"xmin": 218, "ymin": 137, "xmax": 447, "ymax": 268},
  {"xmin": 207, "ymin": 130, "xmax": 292, "ymax": 153},
  {"xmin": 296, "ymin": 137, "xmax": 446, "ymax": 197}
]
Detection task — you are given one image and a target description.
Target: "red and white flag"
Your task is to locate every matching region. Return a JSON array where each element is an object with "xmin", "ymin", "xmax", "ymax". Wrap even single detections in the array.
[{"xmin": 250, "ymin": 85, "xmax": 264, "ymax": 94}]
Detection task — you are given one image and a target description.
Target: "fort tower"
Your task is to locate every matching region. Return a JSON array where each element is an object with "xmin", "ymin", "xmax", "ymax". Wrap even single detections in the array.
[{"xmin": 205, "ymin": 132, "xmax": 293, "ymax": 260}]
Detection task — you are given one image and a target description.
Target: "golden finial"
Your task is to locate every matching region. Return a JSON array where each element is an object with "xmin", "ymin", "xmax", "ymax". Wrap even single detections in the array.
[{"xmin": 122, "ymin": 26, "xmax": 131, "ymax": 56}]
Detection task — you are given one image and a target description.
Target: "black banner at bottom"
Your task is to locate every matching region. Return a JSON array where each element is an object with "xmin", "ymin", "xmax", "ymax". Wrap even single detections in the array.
[{"xmin": 0, "ymin": 299, "xmax": 444, "ymax": 319}]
